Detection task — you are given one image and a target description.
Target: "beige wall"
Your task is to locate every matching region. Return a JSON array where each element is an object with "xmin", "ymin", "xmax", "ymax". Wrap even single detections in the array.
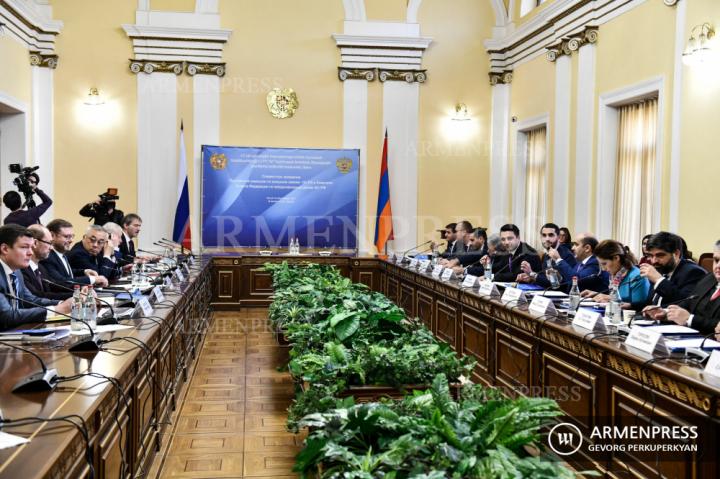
[{"xmin": 0, "ymin": 35, "xmax": 32, "ymax": 105}]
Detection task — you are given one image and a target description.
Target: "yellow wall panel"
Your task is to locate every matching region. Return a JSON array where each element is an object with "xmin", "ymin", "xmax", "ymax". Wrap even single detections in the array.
[
  {"xmin": 365, "ymin": 0, "xmax": 408, "ymax": 22},
  {"xmin": 0, "ymin": 35, "xmax": 32, "ymax": 105},
  {"xmin": 151, "ymin": 0, "xmax": 195, "ymax": 12}
]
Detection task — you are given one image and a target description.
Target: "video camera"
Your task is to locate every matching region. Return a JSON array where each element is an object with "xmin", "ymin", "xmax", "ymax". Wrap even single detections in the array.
[
  {"xmin": 9, "ymin": 163, "xmax": 39, "ymax": 207},
  {"xmin": 98, "ymin": 188, "xmax": 119, "ymax": 206}
]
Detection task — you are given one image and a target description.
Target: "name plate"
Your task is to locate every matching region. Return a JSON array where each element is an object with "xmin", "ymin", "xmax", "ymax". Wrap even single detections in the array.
[
  {"xmin": 440, "ymin": 268, "xmax": 455, "ymax": 281},
  {"xmin": 153, "ymin": 285, "xmax": 165, "ymax": 303},
  {"xmin": 164, "ymin": 275, "xmax": 173, "ymax": 288},
  {"xmin": 175, "ymin": 269, "xmax": 185, "ymax": 282},
  {"xmin": 528, "ymin": 295, "xmax": 557, "ymax": 316},
  {"xmin": 572, "ymin": 308, "xmax": 601, "ymax": 331},
  {"xmin": 138, "ymin": 297, "xmax": 153, "ymax": 317},
  {"xmin": 478, "ymin": 281, "xmax": 500, "ymax": 297},
  {"xmin": 704, "ymin": 350, "xmax": 720, "ymax": 378},
  {"xmin": 395, "ymin": 255, "xmax": 405, "ymax": 265},
  {"xmin": 625, "ymin": 326, "xmax": 663, "ymax": 354},
  {"xmin": 501, "ymin": 287, "xmax": 526, "ymax": 305},
  {"xmin": 188, "ymin": 256, "xmax": 195, "ymax": 266},
  {"xmin": 431, "ymin": 265, "xmax": 444, "ymax": 278},
  {"xmin": 419, "ymin": 259, "xmax": 431, "ymax": 272},
  {"xmin": 182, "ymin": 263, "xmax": 191, "ymax": 275},
  {"xmin": 461, "ymin": 274, "xmax": 478, "ymax": 288},
  {"xmin": 409, "ymin": 258, "xmax": 419, "ymax": 269}
]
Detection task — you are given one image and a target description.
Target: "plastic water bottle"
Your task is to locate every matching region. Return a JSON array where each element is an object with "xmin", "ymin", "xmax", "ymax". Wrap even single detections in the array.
[
  {"xmin": 131, "ymin": 263, "xmax": 141, "ymax": 287},
  {"xmin": 294, "ymin": 237, "xmax": 300, "ymax": 255},
  {"xmin": 83, "ymin": 285, "xmax": 97, "ymax": 330},
  {"xmin": 483, "ymin": 257, "xmax": 493, "ymax": 282},
  {"xmin": 569, "ymin": 276, "xmax": 581, "ymax": 311},
  {"xmin": 70, "ymin": 285, "xmax": 84, "ymax": 331},
  {"xmin": 606, "ymin": 280, "xmax": 622, "ymax": 323}
]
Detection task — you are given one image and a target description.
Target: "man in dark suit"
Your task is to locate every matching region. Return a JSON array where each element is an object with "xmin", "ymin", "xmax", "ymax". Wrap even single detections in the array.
[
  {"xmin": 120, "ymin": 213, "xmax": 141, "ymax": 263},
  {"xmin": 640, "ymin": 231, "xmax": 706, "ymax": 307},
  {"xmin": 551, "ymin": 233, "xmax": 608, "ymax": 293},
  {"xmin": 41, "ymin": 219, "xmax": 109, "ymax": 288},
  {"xmin": 444, "ymin": 228, "xmax": 488, "ymax": 269},
  {"xmin": 67, "ymin": 225, "xmax": 121, "ymax": 280},
  {"xmin": 0, "ymin": 224, "xmax": 72, "ymax": 330},
  {"xmin": 516, "ymin": 223, "xmax": 574, "ymax": 286},
  {"xmin": 2, "ymin": 183, "xmax": 52, "ymax": 228},
  {"xmin": 22, "ymin": 225, "xmax": 72, "ymax": 300},
  {"xmin": 493, "ymin": 224, "xmax": 542, "ymax": 283},
  {"xmin": 646, "ymin": 241, "xmax": 720, "ymax": 335}
]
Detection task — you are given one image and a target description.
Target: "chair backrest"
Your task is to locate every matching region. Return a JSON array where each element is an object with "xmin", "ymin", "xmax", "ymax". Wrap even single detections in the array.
[{"xmin": 698, "ymin": 252, "xmax": 714, "ymax": 273}]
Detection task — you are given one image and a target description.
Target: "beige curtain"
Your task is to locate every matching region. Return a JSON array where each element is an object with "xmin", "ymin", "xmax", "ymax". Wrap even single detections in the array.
[
  {"xmin": 524, "ymin": 126, "xmax": 547, "ymax": 249},
  {"xmin": 613, "ymin": 98, "xmax": 657, "ymax": 256}
]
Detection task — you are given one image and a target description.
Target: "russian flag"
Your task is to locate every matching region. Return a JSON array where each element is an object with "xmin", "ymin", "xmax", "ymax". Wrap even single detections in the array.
[
  {"xmin": 374, "ymin": 130, "xmax": 394, "ymax": 254},
  {"xmin": 172, "ymin": 121, "xmax": 192, "ymax": 250}
]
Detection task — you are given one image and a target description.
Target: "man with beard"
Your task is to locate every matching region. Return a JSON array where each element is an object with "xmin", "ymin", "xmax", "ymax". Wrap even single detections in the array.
[
  {"xmin": 41, "ymin": 219, "xmax": 109, "ymax": 288},
  {"xmin": 22, "ymin": 225, "xmax": 73, "ymax": 300},
  {"xmin": 517, "ymin": 223, "xmax": 576, "ymax": 286},
  {"xmin": 640, "ymin": 231, "xmax": 706, "ymax": 308}
]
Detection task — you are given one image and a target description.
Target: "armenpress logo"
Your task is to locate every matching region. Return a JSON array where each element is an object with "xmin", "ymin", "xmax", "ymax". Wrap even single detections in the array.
[{"xmin": 548, "ymin": 422, "xmax": 583, "ymax": 456}]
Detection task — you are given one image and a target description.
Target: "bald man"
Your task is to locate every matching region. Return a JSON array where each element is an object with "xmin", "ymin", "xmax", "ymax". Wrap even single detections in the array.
[
  {"xmin": 547, "ymin": 232, "xmax": 609, "ymax": 293},
  {"xmin": 22, "ymin": 225, "xmax": 72, "ymax": 300}
]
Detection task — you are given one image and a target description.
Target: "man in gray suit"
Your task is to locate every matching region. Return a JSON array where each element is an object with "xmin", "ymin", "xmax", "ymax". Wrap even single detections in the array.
[{"xmin": 0, "ymin": 224, "xmax": 72, "ymax": 330}]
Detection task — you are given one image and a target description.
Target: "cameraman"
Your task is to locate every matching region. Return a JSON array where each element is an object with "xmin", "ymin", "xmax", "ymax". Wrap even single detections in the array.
[
  {"xmin": 79, "ymin": 195, "xmax": 124, "ymax": 226},
  {"xmin": 3, "ymin": 174, "xmax": 53, "ymax": 227}
]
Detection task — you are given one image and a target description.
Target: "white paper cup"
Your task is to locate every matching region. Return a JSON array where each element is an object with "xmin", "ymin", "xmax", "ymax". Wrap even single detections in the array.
[{"xmin": 622, "ymin": 309, "xmax": 636, "ymax": 324}]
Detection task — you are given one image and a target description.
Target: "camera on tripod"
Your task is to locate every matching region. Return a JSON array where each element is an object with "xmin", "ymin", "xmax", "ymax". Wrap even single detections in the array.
[
  {"xmin": 98, "ymin": 187, "xmax": 119, "ymax": 205},
  {"xmin": 8, "ymin": 164, "xmax": 39, "ymax": 207}
]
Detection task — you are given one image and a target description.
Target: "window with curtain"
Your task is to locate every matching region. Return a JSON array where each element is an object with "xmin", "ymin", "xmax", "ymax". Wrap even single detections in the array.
[
  {"xmin": 524, "ymin": 126, "xmax": 547, "ymax": 249},
  {"xmin": 613, "ymin": 97, "xmax": 657, "ymax": 256}
]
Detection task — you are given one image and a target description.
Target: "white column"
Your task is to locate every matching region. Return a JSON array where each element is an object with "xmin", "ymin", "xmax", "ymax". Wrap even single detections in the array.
[
  {"xmin": 489, "ymin": 83, "xmax": 510, "ymax": 231},
  {"xmin": 668, "ymin": 0, "xmax": 686, "ymax": 232},
  {"xmin": 137, "ymin": 73, "xmax": 177, "ymax": 250},
  {"xmin": 382, "ymin": 81, "xmax": 419, "ymax": 252},
  {"xmin": 553, "ymin": 55, "xmax": 571, "ymax": 225},
  {"xmin": 193, "ymin": 74, "xmax": 219, "ymax": 252},
  {"xmin": 574, "ymin": 44, "xmax": 596, "ymax": 233},
  {"xmin": 31, "ymin": 66, "xmax": 54, "ymax": 221},
  {"xmin": 342, "ymin": 79, "xmax": 369, "ymax": 254}
]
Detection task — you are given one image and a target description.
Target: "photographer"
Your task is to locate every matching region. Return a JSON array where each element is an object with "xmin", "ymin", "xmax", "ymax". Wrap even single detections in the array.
[
  {"xmin": 79, "ymin": 189, "xmax": 124, "ymax": 225},
  {"xmin": 2, "ymin": 173, "xmax": 53, "ymax": 227}
]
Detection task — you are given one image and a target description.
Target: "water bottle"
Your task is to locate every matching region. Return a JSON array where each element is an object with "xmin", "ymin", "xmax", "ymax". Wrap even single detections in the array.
[
  {"xmin": 70, "ymin": 285, "xmax": 83, "ymax": 331},
  {"xmin": 131, "ymin": 263, "xmax": 140, "ymax": 287},
  {"xmin": 546, "ymin": 266, "xmax": 560, "ymax": 289},
  {"xmin": 483, "ymin": 257, "xmax": 493, "ymax": 282},
  {"xmin": 83, "ymin": 285, "xmax": 97, "ymax": 330},
  {"xmin": 431, "ymin": 244, "xmax": 439, "ymax": 266},
  {"xmin": 569, "ymin": 276, "xmax": 581, "ymax": 311},
  {"xmin": 606, "ymin": 280, "xmax": 622, "ymax": 323},
  {"xmin": 295, "ymin": 237, "xmax": 300, "ymax": 255}
]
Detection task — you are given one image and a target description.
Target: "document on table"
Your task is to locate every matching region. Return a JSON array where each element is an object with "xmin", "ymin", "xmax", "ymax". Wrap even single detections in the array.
[
  {"xmin": 0, "ymin": 431, "xmax": 29, "ymax": 450},
  {"xmin": 643, "ymin": 324, "xmax": 699, "ymax": 335},
  {"xmin": 69, "ymin": 324, "xmax": 133, "ymax": 335}
]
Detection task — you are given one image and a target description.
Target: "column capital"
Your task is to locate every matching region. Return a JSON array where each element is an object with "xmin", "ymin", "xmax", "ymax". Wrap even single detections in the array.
[
  {"xmin": 663, "ymin": 0, "xmax": 679, "ymax": 6},
  {"xmin": 29, "ymin": 51, "xmax": 58, "ymax": 69},
  {"xmin": 338, "ymin": 68, "xmax": 376, "ymax": 82},
  {"xmin": 489, "ymin": 70, "xmax": 513, "ymax": 85},
  {"xmin": 378, "ymin": 69, "xmax": 427, "ymax": 83},
  {"xmin": 546, "ymin": 26, "xmax": 598, "ymax": 62}
]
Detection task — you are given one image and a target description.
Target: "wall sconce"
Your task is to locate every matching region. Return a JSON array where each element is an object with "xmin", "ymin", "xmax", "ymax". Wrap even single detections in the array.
[
  {"xmin": 452, "ymin": 103, "xmax": 470, "ymax": 121},
  {"xmin": 683, "ymin": 23, "xmax": 715, "ymax": 67},
  {"xmin": 83, "ymin": 87, "xmax": 105, "ymax": 106}
]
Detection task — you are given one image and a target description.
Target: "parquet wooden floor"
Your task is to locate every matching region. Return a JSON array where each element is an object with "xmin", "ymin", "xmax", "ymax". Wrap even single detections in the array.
[{"xmin": 157, "ymin": 310, "xmax": 302, "ymax": 478}]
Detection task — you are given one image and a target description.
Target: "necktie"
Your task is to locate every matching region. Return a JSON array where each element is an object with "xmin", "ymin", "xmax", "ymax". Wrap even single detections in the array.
[
  {"xmin": 711, "ymin": 287, "xmax": 720, "ymax": 302},
  {"xmin": 35, "ymin": 268, "xmax": 43, "ymax": 291},
  {"xmin": 61, "ymin": 254, "xmax": 72, "ymax": 276},
  {"xmin": 9, "ymin": 272, "xmax": 18, "ymax": 309}
]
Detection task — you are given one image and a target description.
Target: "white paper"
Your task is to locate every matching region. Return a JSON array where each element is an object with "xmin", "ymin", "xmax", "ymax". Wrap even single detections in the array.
[
  {"xmin": 643, "ymin": 325, "xmax": 700, "ymax": 335},
  {"xmin": 666, "ymin": 338, "xmax": 720, "ymax": 350},
  {"xmin": 704, "ymin": 350, "xmax": 720, "ymax": 378},
  {"xmin": 535, "ymin": 291, "xmax": 568, "ymax": 298},
  {"xmin": 0, "ymin": 431, "xmax": 29, "ymax": 450},
  {"xmin": 70, "ymin": 324, "xmax": 133, "ymax": 335}
]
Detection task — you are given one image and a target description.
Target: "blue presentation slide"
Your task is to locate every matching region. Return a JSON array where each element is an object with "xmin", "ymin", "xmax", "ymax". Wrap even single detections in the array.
[{"xmin": 201, "ymin": 146, "xmax": 359, "ymax": 249}]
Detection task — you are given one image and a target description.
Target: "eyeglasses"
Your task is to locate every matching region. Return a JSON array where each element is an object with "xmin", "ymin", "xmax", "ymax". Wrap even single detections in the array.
[
  {"xmin": 36, "ymin": 239, "xmax": 53, "ymax": 246},
  {"xmin": 86, "ymin": 236, "xmax": 106, "ymax": 245}
]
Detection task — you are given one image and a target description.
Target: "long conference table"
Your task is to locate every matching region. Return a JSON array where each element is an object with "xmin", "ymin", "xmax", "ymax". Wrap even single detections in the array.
[{"xmin": 2, "ymin": 254, "xmax": 719, "ymax": 478}]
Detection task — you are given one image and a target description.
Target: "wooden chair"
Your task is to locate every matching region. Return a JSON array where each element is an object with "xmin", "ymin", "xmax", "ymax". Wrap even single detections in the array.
[{"xmin": 699, "ymin": 252, "xmax": 714, "ymax": 273}]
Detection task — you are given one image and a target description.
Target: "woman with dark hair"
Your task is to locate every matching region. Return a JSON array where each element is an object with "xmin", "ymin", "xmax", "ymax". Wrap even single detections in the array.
[
  {"xmin": 558, "ymin": 227, "xmax": 572, "ymax": 247},
  {"xmin": 581, "ymin": 239, "xmax": 650, "ymax": 307},
  {"xmin": 639, "ymin": 234, "xmax": 653, "ymax": 265}
]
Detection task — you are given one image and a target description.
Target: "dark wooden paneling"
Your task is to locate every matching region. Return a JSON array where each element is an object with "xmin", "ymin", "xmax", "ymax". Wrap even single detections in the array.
[
  {"xmin": 398, "ymin": 283, "xmax": 415, "ymax": 317},
  {"xmin": 386, "ymin": 276, "xmax": 399, "ymax": 304},
  {"xmin": 435, "ymin": 301, "xmax": 458, "ymax": 350},
  {"xmin": 416, "ymin": 290, "xmax": 434, "ymax": 333},
  {"xmin": 495, "ymin": 328, "xmax": 533, "ymax": 396},
  {"xmin": 461, "ymin": 311, "xmax": 492, "ymax": 382},
  {"xmin": 541, "ymin": 352, "xmax": 597, "ymax": 431},
  {"xmin": 248, "ymin": 268, "xmax": 273, "ymax": 296},
  {"xmin": 215, "ymin": 270, "xmax": 236, "ymax": 299},
  {"xmin": 97, "ymin": 409, "xmax": 130, "ymax": 479}
]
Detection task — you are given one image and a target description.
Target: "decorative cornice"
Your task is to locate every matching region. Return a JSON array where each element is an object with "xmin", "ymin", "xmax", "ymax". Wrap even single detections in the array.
[
  {"xmin": 338, "ymin": 67, "xmax": 376, "ymax": 81},
  {"xmin": 378, "ymin": 69, "xmax": 427, "ymax": 83},
  {"xmin": 187, "ymin": 62, "xmax": 226, "ymax": 77},
  {"xmin": 333, "ymin": 30, "xmax": 432, "ymax": 72},
  {"xmin": 0, "ymin": 0, "xmax": 62, "ymax": 54},
  {"xmin": 488, "ymin": 70, "xmax": 513, "ymax": 85},
  {"xmin": 29, "ymin": 51, "xmax": 57, "ymax": 69},
  {"xmin": 129, "ymin": 59, "xmax": 184, "ymax": 75},
  {"xmin": 546, "ymin": 26, "xmax": 598, "ymax": 62}
]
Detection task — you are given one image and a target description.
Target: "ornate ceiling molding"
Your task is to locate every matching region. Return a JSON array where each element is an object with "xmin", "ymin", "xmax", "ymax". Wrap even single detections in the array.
[
  {"xmin": 378, "ymin": 69, "xmax": 427, "ymax": 83},
  {"xmin": 546, "ymin": 26, "xmax": 598, "ymax": 62},
  {"xmin": 338, "ymin": 67, "xmax": 376, "ymax": 81},
  {"xmin": 0, "ymin": 0, "xmax": 62, "ymax": 54},
  {"xmin": 129, "ymin": 59, "xmax": 184, "ymax": 75},
  {"xmin": 186, "ymin": 62, "xmax": 225, "ymax": 77},
  {"xmin": 29, "ymin": 51, "xmax": 57, "ymax": 68},
  {"xmin": 484, "ymin": 0, "xmax": 637, "ymax": 72},
  {"xmin": 488, "ymin": 70, "xmax": 513, "ymax": 85}
]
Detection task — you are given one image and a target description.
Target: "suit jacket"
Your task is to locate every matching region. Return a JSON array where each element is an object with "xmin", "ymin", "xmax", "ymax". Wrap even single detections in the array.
[
  {"xmin": 646, "ymin": 259, "xmax": 707, "ymax": 307},
  {"xmin": 493, "ymin": 242, "xmax": 542, "ymax": 283},
  {"xmin": 0, "ymin": 267, "xmax": 58, "ymax": 330},
  {"xmin": 40, "ymin": 250, "xmax": 92, "ymax": 287},
  {"xmin": 119, "ymin": 234, "xmax": 136, "ymax": 266},
  {"xmin": 67, "ymin": 242, "xmax": 121, "ymax": 280},
  {"xmin": 680, "ymin": 273, "xmax": 720, "ymax": 335},
  {"xmin": 441, "ymin": 240, "xmax": 462, "ymax": 258},
  {"xmin": 455, "ymin": 245, "xmax": 489, "ymax": 267},
  {"xmin": 534, "ymin": 243, "xmax": 577, "ymax": 288},
  {"xmin": 21, "ymin": 265, "xmax": 72, "ymax": 300},
  {"xmin": 555, "ymin": 255, "xmax": 609, "ymax": 293},
  {"xmin": 2, "ymin": 189, "xmax": 52, "ymax": 227}
]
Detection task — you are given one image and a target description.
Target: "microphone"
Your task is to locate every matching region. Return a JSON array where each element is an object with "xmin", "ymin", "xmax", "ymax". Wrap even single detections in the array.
[
  {"xmin": 401, "ymin": 240, "xmax": 433, "ymax": 259},
  {"xmin": 41, "ymin": 278, "xmax": 117, "ymax": 324},
  {"xmin": 643, "ymin": 295, "xmax": 700, "ymax": 312},
  {"xmin": 0, "ymin": 339, "xmax": 58, "ymax": 393},
  {"xmin": 491, "ymin": 252, "xmax": 527, "ymax": 278},
  {"xmin": 685, "ymin": 331, "xmax": 718, "ymax": 363},
  {"xmin": 1, "ymin": 292, "xmax": 101, "ymax": 352},
  {"xmin": 161, "ymin": 238, "xmax": 192, "ymax": 256}
]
